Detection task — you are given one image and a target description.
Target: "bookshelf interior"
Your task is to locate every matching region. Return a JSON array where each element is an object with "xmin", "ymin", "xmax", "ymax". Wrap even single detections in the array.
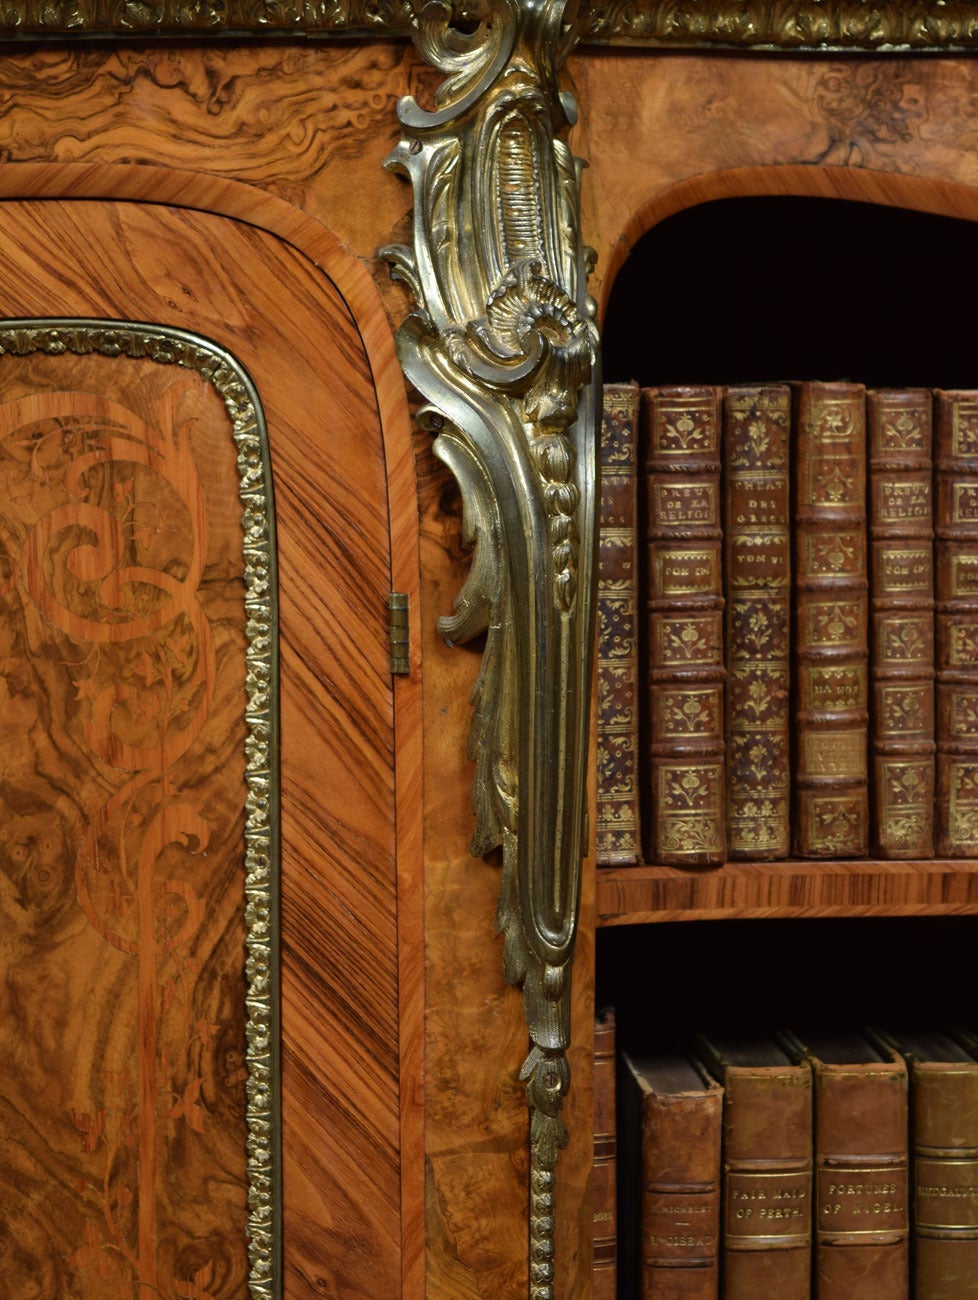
[
  {"xmin": 597, "ymin": 190, "xmax": 978, "ymax": 930},
  {"xmin": 596, "ymin": 914, "xmax": 978, "ymax": 1039},
  {"xmin": 601, "ymin": 194, "xmax": 978, "ymax": 391}
]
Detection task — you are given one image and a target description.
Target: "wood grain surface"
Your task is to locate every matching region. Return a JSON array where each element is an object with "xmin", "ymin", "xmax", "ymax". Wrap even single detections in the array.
[
  {"xmin": 10, "ymin": 36, "xmax": 978, "ymax": 1300},
  {"xmin": 0, "ymin": 42, "xmax": 423, "ymax": 329},
  {"xmin": 0, "ymin": 197, "xmax": 405, "ymax": 1299},
  {"xmin": 571, "ymin": 51, "xmax": 978, "ymax": 321},
  {"xmin": 0, "ymin": 350, "xmax": 250, "ymax": 1300},
  {"xmin": 597, "ymin": 859, "xmax": 978, "ymax": 926}
]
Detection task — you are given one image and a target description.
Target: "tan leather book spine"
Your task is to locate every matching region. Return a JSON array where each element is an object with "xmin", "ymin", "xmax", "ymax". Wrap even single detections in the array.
[
  {"xmin": 793, "ymin": 381, "xmax": 869, "ymax": 857},
  {"xmin": 597, "ymin": 384, "xmax": 642, "ymax": 865},
  {"xmin": 935, "ymin": 390, "xmax": 978, "ymax": 857},
  {"xmin": 698, "ymin": 1040, "xmax": 813, "ymax": 1299},
  {"xmin": 723, "ymin": 385, "xmax": 791, "ymax": 859},
  {"xmin": 592, "ymin": 1010, "xmax": 618, "ymax": 1296},
  {"xmin": 868, "ymin": 389, "xmax": 935, "ymax": 859},
  {"xmin": 796, "ymin": 1038, "xmax": 909, "ymax": 1298},
  {"xmin": 644, "ymin": 385, "xmax": 725, "ymax": 866},
  {"xmin": 622, "ymin": 1051, "xmax": 722, "ymax": 1299},
  {"xmin": 898, "ymin": 1036, "xmax": 978, "ymax": 1298}
]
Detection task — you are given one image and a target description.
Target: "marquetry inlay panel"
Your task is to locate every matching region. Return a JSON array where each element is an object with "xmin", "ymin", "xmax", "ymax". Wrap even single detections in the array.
[{"xmin": 0, "ymin": 328, "xmax": 271, "ymax": 1300}]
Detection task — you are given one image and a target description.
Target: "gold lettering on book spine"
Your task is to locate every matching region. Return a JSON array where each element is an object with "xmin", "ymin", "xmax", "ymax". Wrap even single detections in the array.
[
  {"xmin": 383, "ymin": 3, "xmax": 598, "ymax": 1292},
  {"xmin": 724, "ymin": 387, "xmax": 791, "ymax": 858}
]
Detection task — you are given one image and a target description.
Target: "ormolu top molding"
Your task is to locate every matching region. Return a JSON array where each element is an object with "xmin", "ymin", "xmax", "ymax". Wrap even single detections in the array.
[{"xmin": 6, "ymin": 0, "xmax": 978, "ymax": 48}]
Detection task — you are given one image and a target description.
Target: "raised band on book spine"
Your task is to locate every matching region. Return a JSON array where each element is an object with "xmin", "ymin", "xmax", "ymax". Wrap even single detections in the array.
[
  {"xmin": 783, "ymin": 1031, "xmax": 909, "ymax": 1299},
  {"xmin": 597, "ymin": 384, "xmax": 642, "ymax": 866},
  {"xmin": 643, "ymin": 386, "xmax": 725, "ymax": 866},
  {"xmin": 868, "ymin": 389, "xmax": 935, "ymax": 859},
  {"xmin": 876, "ymin": 1028, "xmax": 978, "ymax": 1298},
  {"xmin": 697, "ymin": 1034, "xmax": 813, "ymax": 1299},
  {"xmin": 723, "ymin": 385, "xmax": 791, "ymax": 859},
  {"xmin": 793, "ymin": 382, "xmax": 869, "ymax": 857},
  {"xmin": 935, "ymin": 390, "xmax": 978, "ymax": 857},
  {"xmin": 620, "ymin": 1049, "xmax": 722, "ymax": 1299}
]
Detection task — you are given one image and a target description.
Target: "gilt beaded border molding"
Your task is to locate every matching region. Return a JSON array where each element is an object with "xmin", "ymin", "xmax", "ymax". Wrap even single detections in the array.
[
  {"xmin": 7, "ymin": 0, "xmax": 978, "ymax": 49},
  {"xmin": 0, "ymin": 319, "xmax": 281, "ymax": 1300}
]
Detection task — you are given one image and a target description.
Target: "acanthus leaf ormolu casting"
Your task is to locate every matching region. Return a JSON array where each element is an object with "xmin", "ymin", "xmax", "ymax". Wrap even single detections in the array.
[
  {"xmin": 9, "ymin": 0, "xmax": 978, "ymax": 47},
  {"xmin": 383, "ymin": 1, "xmax": 599, "ymax": 1294}
]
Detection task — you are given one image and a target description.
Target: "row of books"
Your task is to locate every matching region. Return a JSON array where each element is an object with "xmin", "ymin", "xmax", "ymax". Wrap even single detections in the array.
[
  {"xmin": 597, "ymin": 381, "xmax": 978, "ymax": 868},
  {"xmin": 592, "ymin": 1011, "xmax": 978, "ymax": 1298}
]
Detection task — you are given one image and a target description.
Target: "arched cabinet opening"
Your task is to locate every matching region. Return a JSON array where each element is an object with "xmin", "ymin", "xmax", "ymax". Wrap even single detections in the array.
[{"xmin": 602, "ymin": 193, "xmax": 978, "ymax": 388}]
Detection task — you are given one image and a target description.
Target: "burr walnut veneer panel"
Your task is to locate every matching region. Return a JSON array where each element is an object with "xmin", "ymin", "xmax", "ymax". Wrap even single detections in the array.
[
  {"xmin": 573, "ymin": 52, "xmax": 978, "ymax": 318},
  {"xmin": 0, "ymin": 27, "xmax": 520, "ymax": 1282},
  {"xmin": 0, "ymin": 199, "xmax": 402, "ymax": 1299}
]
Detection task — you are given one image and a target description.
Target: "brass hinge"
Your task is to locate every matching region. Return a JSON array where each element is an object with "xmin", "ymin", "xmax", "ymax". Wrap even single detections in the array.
[{"xmin": 388, "ymin": 592, "xmax": 410, "ymax": 675}]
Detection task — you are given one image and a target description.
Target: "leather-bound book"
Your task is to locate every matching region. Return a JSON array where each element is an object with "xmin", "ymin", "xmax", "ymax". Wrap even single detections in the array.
[
  {"xmin": 783, "ymin": 1030, "xmax": 909, "ymax": 1298},
  {"xmin": 935, "ymin": 390, "xmax": 978, "ymax": 857},
  {"xmin": 620, "ymin": 1048, "xmax": 722, "ymax": 1299},
  {"xmin": 793, "ymin": 381, "xmax": 869, "ymax": 857},
  {"xmin": 723, "ymin": 384, "xmax": 791, "ymax": 859},
  {"xmin": 643, "ymin": 386, "xmax": 726, "ymax": 866},
  {"xmin": 868, "ymin": 390, "xmax": 936, "ymax": 859},
  {"xmin": 875, "ymin": 1028, "xmax": 978, "ymax": 1299},
  {"xmin": 597, "ymin": 384, "xmax": 642, "ymax": 865},
  {"xmin": 592, "ymin": 1009, "xmax": 618, "ymax": 1296},
  {"xmin": 696, "ymin": 1033, "xmax": 812, "ymax": 1299}
]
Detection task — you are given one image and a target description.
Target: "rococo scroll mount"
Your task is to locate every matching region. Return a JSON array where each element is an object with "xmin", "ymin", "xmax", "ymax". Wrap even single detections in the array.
[{"xmin": 383, "ymin": 0, "xmax": 599, "ymax": 1294}]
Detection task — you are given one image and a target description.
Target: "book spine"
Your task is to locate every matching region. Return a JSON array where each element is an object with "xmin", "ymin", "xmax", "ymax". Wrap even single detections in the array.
[
  {"xmin": 592, "ymin": 1010, "xmax": 617, "ymax": 1296},
  {"xmin": 813, "ymin": 1057, "xmax": 909, "ymax": 1297},
  {"xmin": 793, "ymin": 382, "xmax": 869, "ymax": 857},
  {"xmin": 935, "ymin": 390, "xmax": 978, "ymax": 857},
  {"xmin": 719, "ymin": 1067, "xmax": 813, "ymax": 1298},
  {"xmin": 597, "ymin": 384, "xmax": 642, "ymax": 866},
  {"xmin": 644, "ymin": 386, "xmax": 726, "ymax": 866},
  {"xmin": 723, "ymin": 385, "xmax": 791, "ymax": 859},
  {"xmin": 911, "ymin": 1060, "xmax": 978, "ymax": 1296},
  {"xmin": 641, "ymin": 1091, "xmax": 722, "ymax": 1299},
  {"xmin": 868, "ymin": 389, "xmax": 935, "ymax": 859}
]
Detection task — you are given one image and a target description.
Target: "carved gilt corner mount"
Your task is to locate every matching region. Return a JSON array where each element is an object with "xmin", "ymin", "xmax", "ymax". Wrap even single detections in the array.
[{"xmin": 382, "ymin": 1, "xmax": 599, "ymax": 1294}]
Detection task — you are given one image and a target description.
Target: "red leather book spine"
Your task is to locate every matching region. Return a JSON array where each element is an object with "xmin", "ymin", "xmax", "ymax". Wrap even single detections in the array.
[
  {"xmin": 592, "ymin": 1010, "xmax": 618, "ymax": 1297},
  {"xmin": 597, "ymin": 384, "xmax": 642, "ymax": 865},
  {"xmin": 723, "ymin": 385, "xmax": 791, "ymax": 859},
  {"xmin": 868, "ymin": 388, "xmax": 935, "ymax": 859},
  {"xmin": 793, "ymin": 381, "xmax": 869, "ymax": 857},
  {"xmin": 644, "ymin": 385, "xmax": 725, "ymax": 866},
  {"xmin": 935, "ymin": 389, "xmax": 978, "ymax": 856}
]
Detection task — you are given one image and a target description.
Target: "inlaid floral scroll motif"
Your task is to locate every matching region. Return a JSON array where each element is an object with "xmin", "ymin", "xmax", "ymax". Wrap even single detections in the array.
[{"xmin": 0, "ymin": 351, "xmax": 260, "ymax": 1300}]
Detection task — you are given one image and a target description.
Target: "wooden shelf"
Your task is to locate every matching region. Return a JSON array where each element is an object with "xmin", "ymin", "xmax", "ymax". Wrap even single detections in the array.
[{"xmin": 596, "ymin": 859, "xmax": 978, "ymax": 926}]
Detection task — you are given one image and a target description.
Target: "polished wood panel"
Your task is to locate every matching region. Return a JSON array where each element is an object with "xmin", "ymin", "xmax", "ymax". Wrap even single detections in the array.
[
  {"xmin": 415, "ymin": 431, "xmax": 530, "ymax": 1299},
  {"xmin": 572, "ymin": 52, "xmax": 978, "ymax": 317},
  {"xmin": 0, "ymin": 198, "xmax": 402, "ymax": 1298},
  {"xmin": 597, "ymin": 859, "xmax": 978, "ymax": 926},
  {"xmin": 0, "ymin": 351, "xmax": 249, "ymax": 1299},
  {"xmin": 0, "ymin": 42, "xmax": 421, "ymax": 327}
]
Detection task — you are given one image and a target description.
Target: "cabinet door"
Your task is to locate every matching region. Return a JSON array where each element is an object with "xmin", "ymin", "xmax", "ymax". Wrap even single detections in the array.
[{"xmin": 0, "ymin": 198, "xmax": 401, "ymax": 1299}]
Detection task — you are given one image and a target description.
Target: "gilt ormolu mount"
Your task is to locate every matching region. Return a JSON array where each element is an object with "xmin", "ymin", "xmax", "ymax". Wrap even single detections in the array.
[{"xmin": 383, "ymin": 1, "xmax": 600, "ymax": 1292}]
